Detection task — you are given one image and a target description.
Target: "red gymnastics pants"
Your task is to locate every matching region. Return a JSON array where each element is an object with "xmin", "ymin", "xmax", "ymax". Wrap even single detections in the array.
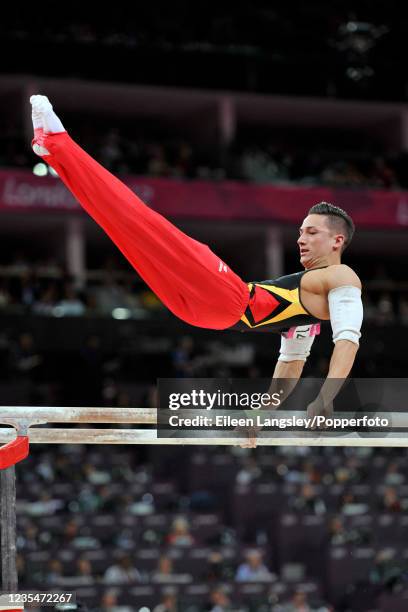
[{"xmin": 33, "ymin": 131, "xmax": 250, "ymax": 329}]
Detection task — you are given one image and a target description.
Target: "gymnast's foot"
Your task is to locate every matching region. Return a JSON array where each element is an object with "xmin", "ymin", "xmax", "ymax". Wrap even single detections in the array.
[
  {"xmin": 30, "ymin": 94, "xmax": 65, "ymax": 155},
  {"xmin": 30, "ymin": 95, "xmax": 65, "ymax": 133}
]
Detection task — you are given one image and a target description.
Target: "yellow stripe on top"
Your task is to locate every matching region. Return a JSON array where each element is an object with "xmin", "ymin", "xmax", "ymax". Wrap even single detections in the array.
[
  {"xmin": 256, "ymin": 283, "xmax": 303, "ymax": 303},
  {"xmin": 240, "ymin": 284, "xmax": 309, "ymax": 329}
]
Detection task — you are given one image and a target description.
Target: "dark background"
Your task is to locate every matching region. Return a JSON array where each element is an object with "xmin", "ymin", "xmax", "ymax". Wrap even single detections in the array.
[{"xmin": 1, "ymin": 3, "xmax": 408, "ymax": 611}]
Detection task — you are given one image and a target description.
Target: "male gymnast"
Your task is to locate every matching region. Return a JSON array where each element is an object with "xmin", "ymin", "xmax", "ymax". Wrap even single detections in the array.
[{"xmin": 30, "ymin": 95, "xmax": 363, "ymax": 429}]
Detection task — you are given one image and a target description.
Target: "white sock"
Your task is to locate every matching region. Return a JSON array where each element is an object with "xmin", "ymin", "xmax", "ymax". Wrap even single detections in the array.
[
  {"xmin": 30, "ymin": 95, "xmax": 66, "ymax": 133},
  {"xmin": 42, "ymin": 108, "xmax": 65, "ymax": 134}
]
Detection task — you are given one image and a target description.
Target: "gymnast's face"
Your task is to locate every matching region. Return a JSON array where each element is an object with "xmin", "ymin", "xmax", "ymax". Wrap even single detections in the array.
[{"xmin": 297, "ymin": 214, "xmax": 344, "ymax": 269}]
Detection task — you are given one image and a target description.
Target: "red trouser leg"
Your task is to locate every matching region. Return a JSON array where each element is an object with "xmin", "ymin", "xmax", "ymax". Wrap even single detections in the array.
[{"xmin": 34, "ymin": 132, "xmax": 249, "ymax": 329}]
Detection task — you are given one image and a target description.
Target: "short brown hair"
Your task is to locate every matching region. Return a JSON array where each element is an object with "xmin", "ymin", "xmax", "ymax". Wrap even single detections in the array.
[{"xmin": 308, "ymin": 201, "xmax": 355, "ymax": 252}]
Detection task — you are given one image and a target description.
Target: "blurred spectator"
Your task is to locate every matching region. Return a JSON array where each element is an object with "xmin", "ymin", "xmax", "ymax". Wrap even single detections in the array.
[
  {"xmin": 279, "ymin": 590, "xmax": 312, "ymax": 611},
  {"xmin": 334, "ymin": 460, "xmax": 359, "ymax": 486},
  {"xmin": 291, "ymin": 484, "xmax": 326, "ymax": 515},
  {"xmin": 302, "ymin": 460, "xmax": 322, "ymax": 485},
  {"xmin": 321, "ymin": 160, "xmax": 365, "ymax": 187},
  {"xmin": 380, "ymin": 487, "xmax": 402, "ymax": 513},
  {"xmin": 372, "ymin": 157, "xmax": 398, "ymax": 189},
  {"xmin": 100, "ymin": 589, "xmax": 132, "ymax": 612},
  {"xmin": 147, "ymin": 143, "xmax": 169, "ymax": 177},
  {"xmin": 328, "ymin": 515, "xmax": 369, "ymax": 546},
  {"xmin": 62, "ymin": 557, "xmax": 95, "ymax": 586},
  {"xmin": 338, "ymin": 489, "xmax": 369, "ymax": 515},
  {"xmin": 241, "ymin": 147, "xmax": 283, "ymax": 183},
  {"xmin": 151, "ymin": 553, "xmax": 192, "ymax": 583},
  {"xmin": 55, "ymin": 282, "xmax": 86, "ymax": 316},
  {"xmin": 18, "ymin": 270, "xmax": 38, "ymax": 307},
  {"xmin": 172, "ymin": 142, "xmax": 194, "ymax": 178},
  {"xmin": 17, "ymin": 521, "xmax": 44, "ymax": 551},
  {"xmin": 151, "ymin": 554, "xmax": 174, "ymax": 582},
  {"xmin": 208, "ymin": 586, "xmax": 233, "ymax": 612},
  {"xmin": 103, "ymin": 554, "xmax": 142, "ymax": 584},
  {"xmin": 23, "ymin": 490, "xmax": 64, "ymax": 516},
  {"xmin": 236, "ymin": 456, "xmax": 261, "ymax": 486},
  {"xmin": 93, "ymin": 485, "xmax": 118, "ymax": 512},
  {"xmin": 92, "ymin": 275, "xmax": 130, "ymax": 314},
  {"xmin": 205, "ymin": 550, "xmax": 233, "ymax": 582},
  {"xmin": 328, "ymin": 515, "xmax": 349, "ymax": 546},
  {"xmin": 77, "ymin": 484, "xmax": 103, "ymax": 514},
  {"xmin": 99, "ymin": 128, "xmax": 124, "ymax": 171},
  {"xmin": 235, "ymin": 549, "xmax": 275, "ymax": 582},
  {"xmin": 62, "ymin": 519, "xmax": 100, "ymax": 549},
  {"xmin": 165, "ymin": 516, "xmax": 195, "ymax": 546},
  {"xmin": 32, "ymin": 284, "xmax": 58, "ymax": 315},
  {"xmin": 152, "ymin": 592, "xmax": 178, "ymax": 612},
  {"xmin": 374, "ymin": 293, "xmax": 396, "ymax": 325},
  {"xmin": 44, "ymin": 559, "xmax": 64, "ymax": 585},
  {"xmin": 369, "ymin": 549, "xmax": 404, "ymax": 592},
  {"xmin": 82, "ymin": 462, "xmax": 111, "ymax": 486},
  {"xmin": 384, "ymin": 461, "xmax": 405, "ymax": 486}
]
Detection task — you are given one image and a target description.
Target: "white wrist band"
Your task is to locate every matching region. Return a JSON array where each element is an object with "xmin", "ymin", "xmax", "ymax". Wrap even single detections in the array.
[{"xmin": 278, "ymin": 325, "xmax": 317, "ymax": 362}]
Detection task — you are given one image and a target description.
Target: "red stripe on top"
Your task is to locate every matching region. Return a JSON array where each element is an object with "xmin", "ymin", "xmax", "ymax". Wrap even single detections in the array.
[{"xmin": 249, "ymin": 287, "xmax": 280, "ymax": 324}]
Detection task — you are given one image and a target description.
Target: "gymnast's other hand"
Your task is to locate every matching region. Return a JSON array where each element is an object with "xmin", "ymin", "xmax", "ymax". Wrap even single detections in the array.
[
  {"xmin": 233, "ymin": 424, "xmax": 259, "ymax": 448},
  {"xmin": 306, "ymin": 398, "xmax": 334, "ymax": 430}
]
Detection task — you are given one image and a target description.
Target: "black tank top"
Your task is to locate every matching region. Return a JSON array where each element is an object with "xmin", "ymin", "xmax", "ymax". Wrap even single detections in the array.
[{"xmin": 229, "ymin": 270, "xmax": 321, "ymax": 333}]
